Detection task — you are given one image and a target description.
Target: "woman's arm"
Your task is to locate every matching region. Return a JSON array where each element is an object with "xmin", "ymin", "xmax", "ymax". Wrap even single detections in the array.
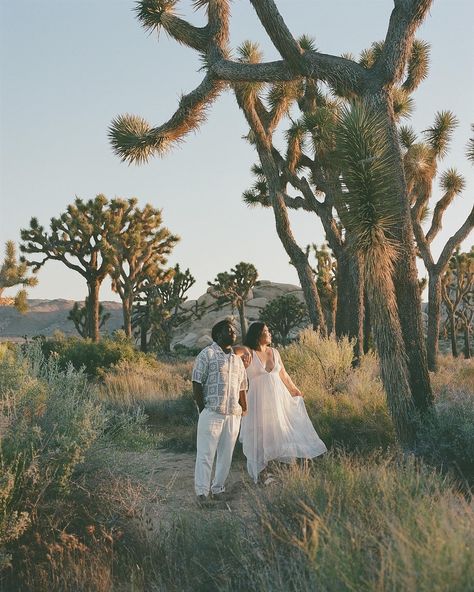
[
  {"xmin": 233, "ymin": 345, "xmax": 252, "ymax": 368},
  {"xmin": 277, "ymin": 350, "xmax": 303, "ymax": 396}
]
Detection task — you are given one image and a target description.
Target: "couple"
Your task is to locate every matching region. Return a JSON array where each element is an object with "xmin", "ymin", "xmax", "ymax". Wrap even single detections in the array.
[{"xmin": 192, "ymin": 319, "xmax": 327, "ymax": 501}]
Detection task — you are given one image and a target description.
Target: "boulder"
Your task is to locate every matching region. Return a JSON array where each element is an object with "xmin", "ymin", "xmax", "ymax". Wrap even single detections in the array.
[{"xmin": 196, "ymin": 335, "xmax": 213, "ymax": 349}]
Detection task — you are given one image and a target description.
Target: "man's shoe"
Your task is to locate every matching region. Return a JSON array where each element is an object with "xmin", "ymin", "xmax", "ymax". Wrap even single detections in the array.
[
  {"xmin": 211, "ymin": 491, "xmax": 231, "ymax": 502},
  {"xmin": 196, "ymin": 494, "xmax": 211, "ymax": 507}
]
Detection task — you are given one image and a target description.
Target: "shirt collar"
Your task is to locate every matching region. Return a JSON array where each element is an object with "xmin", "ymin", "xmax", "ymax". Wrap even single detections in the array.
[{"xmin": 211, "ymin": 341, "xmax": 234, "ymax": 356}]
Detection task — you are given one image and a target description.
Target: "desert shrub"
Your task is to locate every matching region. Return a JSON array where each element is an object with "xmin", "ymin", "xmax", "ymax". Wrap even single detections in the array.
[
  {"xmin": 0, "ymin": 343, "xmax": 155, "ymax": 589},
  {"xmin": 282, "ymin": 329, "xmax": 355, "ymax": 394},
  {"xmin": 416, "ymin": 386, "xmax": 474, "ymax": 483},
  {"xmin": 35, "ymin": 334, "xmax": 148, "ymax": 378},
  {"xmin": 242, "ymin": 453, "xmax": 474, "ymax": 592},
  {"xmin": 100, "ymin": 357, "xmax": 192, "ymax": 407}
]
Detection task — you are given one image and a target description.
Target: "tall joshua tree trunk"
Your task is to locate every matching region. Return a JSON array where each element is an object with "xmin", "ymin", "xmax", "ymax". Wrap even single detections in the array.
[
  {"xmin": 335, "ymin": 247, "xmax": 364, "ymax": 360},
  {"xmin": 366, "ymin": 250, "xmax": 416, "ymax": 444},
  {"xmin": 87, "ymin": 280, "xmax": 101, "ymax": 342},
  {"xmin": 122, "ymin": 292, "xmax": 134, "ymax": 339},
  {"xmin": 258, "ymin": 147, "xmax": 327, "ymax": 336},
  {"xmin": 427, "ymin": 272, "xmax": 442, "ymax": 371},
  {"xmin": 237, "ymin": 300, "xmax": 248, "ymax": 341},
  {"xmin": 376, "ymin": 93, "xmax": 433, "ymax": 413}
]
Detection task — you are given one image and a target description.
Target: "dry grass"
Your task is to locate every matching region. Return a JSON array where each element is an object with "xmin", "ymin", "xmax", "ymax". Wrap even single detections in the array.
[{"xmin": 100, "ymin": 357, "xmax": 193, "ymax": 407}]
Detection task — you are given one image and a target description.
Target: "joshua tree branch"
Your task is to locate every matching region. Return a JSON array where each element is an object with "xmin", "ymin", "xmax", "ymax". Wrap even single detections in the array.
[
  {"xmin": 249, "ymin": 0, "xmax": 304, "ymax": 69},
  {"xmin": 425, "ymin": 189, "xmax": 458, "ymax": 244},
  {"xmin": 412, "ymin": 217, "xmax": 434, "ymax": 271},
  {"xmin": 109, "ymin": 74, "xmax": 224, "ymax": 163},
  {"xmin": 436, "ymin": 205, "xmax": 474, "ymax": 272},
  {"xmin": 375, "ymin": 0, "xmax": 433, "ymax": 86}
]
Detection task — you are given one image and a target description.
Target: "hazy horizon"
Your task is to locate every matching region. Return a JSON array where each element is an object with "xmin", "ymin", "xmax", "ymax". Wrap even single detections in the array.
[{"xmin": 1, "ymin": 0, "xmax": 473, "ymax": 304}]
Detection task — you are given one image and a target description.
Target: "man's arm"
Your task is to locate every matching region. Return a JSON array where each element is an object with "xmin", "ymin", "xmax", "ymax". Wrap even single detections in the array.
[
  {"xmin": 238, "ymin": 389, "xmax": 247, "ymax": 416},
  {"xmin": 192, "ymin": 351, "xmax": 209, "ymax": 412},
  {"xmin": 193, "ymin": 381, "xmax": 205, "ymax": 413}
]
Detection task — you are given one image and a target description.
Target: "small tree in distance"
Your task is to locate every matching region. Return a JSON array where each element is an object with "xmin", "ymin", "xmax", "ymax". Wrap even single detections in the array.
[
  {"xmin": 21, "ymin": 195, "xmax": 113, "ymax": 341},
  {"xmin": 0, "ymin": 241, "xmax": 38, "ymax": 313},
  {"xmin": 108, "ymin": 198, "xmax": 179, "ymax": 338},
  {"xmin": 67, "ymin": 298, "xmax": 111, "ymax": 338},
  {"xmin": 208, "ymin": 262, "xmax": 258, "ymax": 340},
  {"xmin": 133, "ymin": 264, "xmax": 201, "ymax": 352},
  {"xmin": 259, "ymin": 293, "xmax": 308, "ymax": 346}
]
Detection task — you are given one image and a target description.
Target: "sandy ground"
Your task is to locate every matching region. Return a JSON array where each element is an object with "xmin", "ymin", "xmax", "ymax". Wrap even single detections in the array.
[{"xmin": 101, "ymin": 449, "xmax": 258, "ymax": 533}]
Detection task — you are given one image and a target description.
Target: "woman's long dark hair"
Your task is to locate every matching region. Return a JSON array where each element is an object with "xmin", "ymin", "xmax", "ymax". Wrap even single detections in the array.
[{"xmin": 244, "ymin": 322, "xmax": 266, "ymax": 350}]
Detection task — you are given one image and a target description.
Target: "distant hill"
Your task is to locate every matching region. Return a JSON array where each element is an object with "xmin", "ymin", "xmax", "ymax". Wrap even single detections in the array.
[
  {"xmin": 0, "ymin": 299, "xmax": 123, "ymax": 342},
  {"xmin": 0, "ymin": 286, "xmax": 431, "ymax": 348}
]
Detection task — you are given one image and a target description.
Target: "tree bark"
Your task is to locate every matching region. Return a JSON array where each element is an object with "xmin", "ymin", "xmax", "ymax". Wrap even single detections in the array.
[
  {"xmin": 122, "ymin": 294, "xmax": 133, "ymax": 339},
  {"xmin": 365, "ymin": 254, "xmax": 416, "ymax": 446},
  {"xmin": 463, "ymin": 322, "xmax": 471, "ymax": 359},
  {"xmin": 426, "ymin": 273, "xmax": 442, "ymax": 371},
  {"xmin": 140, "ymin": 322, "xmax": 148, "ymax": 353},
  {"xmin": 257, "ymin": 147, "xmax": 327, "ymax": 336},
  {"xmin": 448, "ymin": 312, "xmax": 458, "ymax": 358},
  {"xmin": 363, "ymin": 292, "xmax": 372, "ymax": 354},
  {"xmin": 237, "ymin": 301, "xmax": 247, "ymax": 341},
  {"xmin": 335, "ymin": 248, "xmax": 364, "ymax": 362},
  {"xmin": 376, "ymin": 91, "xmax": 433, "ymax": 413},
  {"xmin": 87, "ymin": 280, "xmax": 100, "ymax": 342}
]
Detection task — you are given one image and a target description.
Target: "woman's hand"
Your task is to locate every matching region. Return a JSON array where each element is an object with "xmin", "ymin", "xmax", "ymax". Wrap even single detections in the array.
[{"xmin": 292, "ymin": 388, "xmax": 303, "ymax": 397}]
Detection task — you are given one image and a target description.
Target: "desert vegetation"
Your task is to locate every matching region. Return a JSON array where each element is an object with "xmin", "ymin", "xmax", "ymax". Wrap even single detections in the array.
[
  {"xmin": 1, "ymin": 334, "xmax": 473, "ymax": 591},
  {"xmin": 1, "ymin": 1, "xmax": 473, "ymax": 590}
]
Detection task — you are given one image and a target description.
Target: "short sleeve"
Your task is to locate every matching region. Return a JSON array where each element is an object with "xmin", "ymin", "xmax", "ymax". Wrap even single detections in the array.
[{"xmin": 192, "ymin": 350, "xmax": 209, "ymax": 384}]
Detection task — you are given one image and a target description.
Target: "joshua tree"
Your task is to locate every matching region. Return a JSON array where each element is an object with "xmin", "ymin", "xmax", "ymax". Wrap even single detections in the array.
[
  {"xmin": 0, "ymin": 241, "xmax": 38, "ymax": 313},
  {"xmin": 335, "ymin": 101, "xmax": 416, "ymax": 444},
  {"xmin": 109, "ymin": 0, "xmax": 436, "ymax": 418},
  {"xmin": 208, "ymin": 262, "xmax": 258, "ymax": 340},
  {"xmin": 403, "ymin": 113, "xmax": 474, "ymax": 371},
  {"xmin": 67, "ymin": 298, "xmax": 111, "ymax": 338},
  {"xmin": 108, "ymin": 198, "xmax": 179, "ymax": 338},
  {"xmin": 133, "ymin": 264, "xmax": 200, "ymax": 352},
  {"xmin": 259, "ymin": 293, "xmax": 308, "ymax": 345},
  {"xmin": 441, "ymin": 248, "xmax": 474, "ymax": 358},
  {"xmin": 21, "ymin": 196, "xmax": 113, "ymax": 341}
]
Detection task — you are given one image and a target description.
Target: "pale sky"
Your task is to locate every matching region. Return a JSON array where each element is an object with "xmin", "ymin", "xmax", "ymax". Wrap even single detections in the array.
[{"xmin": 1, "ymin": 0, "xmax": 473, "ymax": 302}]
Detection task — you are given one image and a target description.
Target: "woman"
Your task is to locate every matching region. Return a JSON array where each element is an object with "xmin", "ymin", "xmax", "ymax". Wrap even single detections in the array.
[{"xmin": 237, "ymin": 322, "xmax": 327, "ymax": 483}]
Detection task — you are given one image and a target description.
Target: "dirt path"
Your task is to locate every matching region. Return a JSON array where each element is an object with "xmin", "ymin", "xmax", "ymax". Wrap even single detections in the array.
[{"xmin": 108, "ymin": 449, "xmax": 256, "ymax": 531}]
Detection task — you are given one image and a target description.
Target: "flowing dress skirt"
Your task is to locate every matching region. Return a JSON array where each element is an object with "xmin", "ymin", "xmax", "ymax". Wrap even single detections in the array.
[{"xmin": 240, "ymin": 351, "xmax": 327, "ymax": 483}]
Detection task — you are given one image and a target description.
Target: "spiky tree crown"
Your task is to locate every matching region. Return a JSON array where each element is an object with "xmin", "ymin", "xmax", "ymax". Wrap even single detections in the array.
[{"xmin": 335, "ymin": 101, "xmax": 400, "ymax": 258}]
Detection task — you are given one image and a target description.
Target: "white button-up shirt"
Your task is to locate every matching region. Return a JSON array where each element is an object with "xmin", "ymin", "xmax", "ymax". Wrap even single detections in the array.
[{"xmin": 192, "ymin": 341, "xmax": 247, "ymax": 415}]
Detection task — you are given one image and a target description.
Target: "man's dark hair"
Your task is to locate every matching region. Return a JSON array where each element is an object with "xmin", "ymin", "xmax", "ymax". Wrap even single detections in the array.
[
  {"xmin": 212, "ymin": 319, "xmax": 233, "ymax": 341},
  {"xmin": 243, "ymin": 322, "xmax": 266, "ymax": 350}
]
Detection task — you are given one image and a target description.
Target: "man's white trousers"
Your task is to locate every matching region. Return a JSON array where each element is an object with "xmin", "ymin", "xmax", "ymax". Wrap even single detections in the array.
[{"xmin": 195, "ymin": 408, "xmax": 241, "ymax": 496}]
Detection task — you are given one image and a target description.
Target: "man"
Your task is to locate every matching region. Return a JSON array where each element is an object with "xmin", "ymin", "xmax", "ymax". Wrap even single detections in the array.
[{"xmin": 192, "ymin": 319, "xmax": 248, "ymax": 502}]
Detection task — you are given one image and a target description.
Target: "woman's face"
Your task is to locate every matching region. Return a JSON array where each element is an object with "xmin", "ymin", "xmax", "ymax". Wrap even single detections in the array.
[{"xmin": 259, "ymin": 325, "xmax": 272, "ymax": 345}]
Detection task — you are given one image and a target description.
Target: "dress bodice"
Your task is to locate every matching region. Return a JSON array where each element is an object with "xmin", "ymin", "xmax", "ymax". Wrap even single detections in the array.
[{"xmin": 246, "ymin": 348, "xmax": 281, "ymax": 381}]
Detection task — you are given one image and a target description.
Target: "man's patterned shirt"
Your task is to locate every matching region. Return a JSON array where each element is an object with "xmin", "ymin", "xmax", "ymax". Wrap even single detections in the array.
[{"xmin": 192, "ymin": 341, "xmax": 247, "ymax": 415}]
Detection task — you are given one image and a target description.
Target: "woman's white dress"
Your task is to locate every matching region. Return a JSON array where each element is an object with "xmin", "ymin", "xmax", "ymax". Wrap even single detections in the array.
[{"xmin": 240, "ymin": 348, "xmax": 327, "ymax": 483}]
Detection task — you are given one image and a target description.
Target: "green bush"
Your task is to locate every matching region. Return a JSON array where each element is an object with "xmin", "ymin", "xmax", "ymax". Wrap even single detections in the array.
[
  {"xmin": 416, "ymin": 386, "xmax": 474, "ymax": 483},
  {"xmin": 35, "ymin": 334, "xmax": 148, "ymax": 378}
]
